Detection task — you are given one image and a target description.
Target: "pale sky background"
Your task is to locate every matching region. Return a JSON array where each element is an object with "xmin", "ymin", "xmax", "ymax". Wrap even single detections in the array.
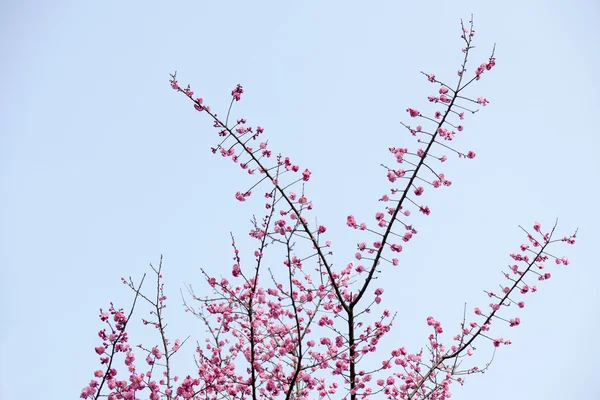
[{"xmin": 1, "ymin": 1, "xmax": 599, "ymax": 399}]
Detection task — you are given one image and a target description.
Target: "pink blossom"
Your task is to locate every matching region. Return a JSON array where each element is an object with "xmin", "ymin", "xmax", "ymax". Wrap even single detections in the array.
[
  {"xmin": 347, "ymin": 215, "xmax": 358, "ymax": 228},
  {"xmin": 390, "ymin": 244, "xmax": 403, "ymax": 252},
  {"xmin": 302, "ymin": 168, "xmax": 312, "ymax": 181},
  {"xmin": 235, "ymin": 191, "xmax": 247, "ymax": 201},
  {"xmin": 477, "ymin": 96, "xmax": 489, "ymax": 106},
  {"xmin": 406, "ymin": 108, "xmax": 420, "ymax": 117},
  {"xmin": 231, "ymin": 83, "xmax": 244, "ymax": 101}
]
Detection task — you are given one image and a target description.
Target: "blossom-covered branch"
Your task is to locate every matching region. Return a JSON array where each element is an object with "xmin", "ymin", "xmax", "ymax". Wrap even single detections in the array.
[{"xmin": 82, "ymin": 16, "xmax": 577, "ymax": 400}]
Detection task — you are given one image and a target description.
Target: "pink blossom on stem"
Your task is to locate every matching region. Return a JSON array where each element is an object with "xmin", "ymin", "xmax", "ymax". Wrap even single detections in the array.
[{"xmin": 406, "ymin": 108, "xmax": 420, "ymax": 117}]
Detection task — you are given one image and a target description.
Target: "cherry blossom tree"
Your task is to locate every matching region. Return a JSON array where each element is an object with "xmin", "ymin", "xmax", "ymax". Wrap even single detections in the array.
[{"xmin": 81, "ymin": 17, "xmax": 576, "ymax": 400}]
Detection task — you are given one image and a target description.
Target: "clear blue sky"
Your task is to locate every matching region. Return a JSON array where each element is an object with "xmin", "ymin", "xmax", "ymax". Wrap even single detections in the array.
[{"xmin": 1, "ymin": 1, "xmax": 598, "ymax": 399}]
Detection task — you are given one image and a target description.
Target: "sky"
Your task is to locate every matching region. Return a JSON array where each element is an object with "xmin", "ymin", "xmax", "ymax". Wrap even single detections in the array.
[{"xmin": 1, "ymin": 1, "xmax": 599, "ymax": 399}]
